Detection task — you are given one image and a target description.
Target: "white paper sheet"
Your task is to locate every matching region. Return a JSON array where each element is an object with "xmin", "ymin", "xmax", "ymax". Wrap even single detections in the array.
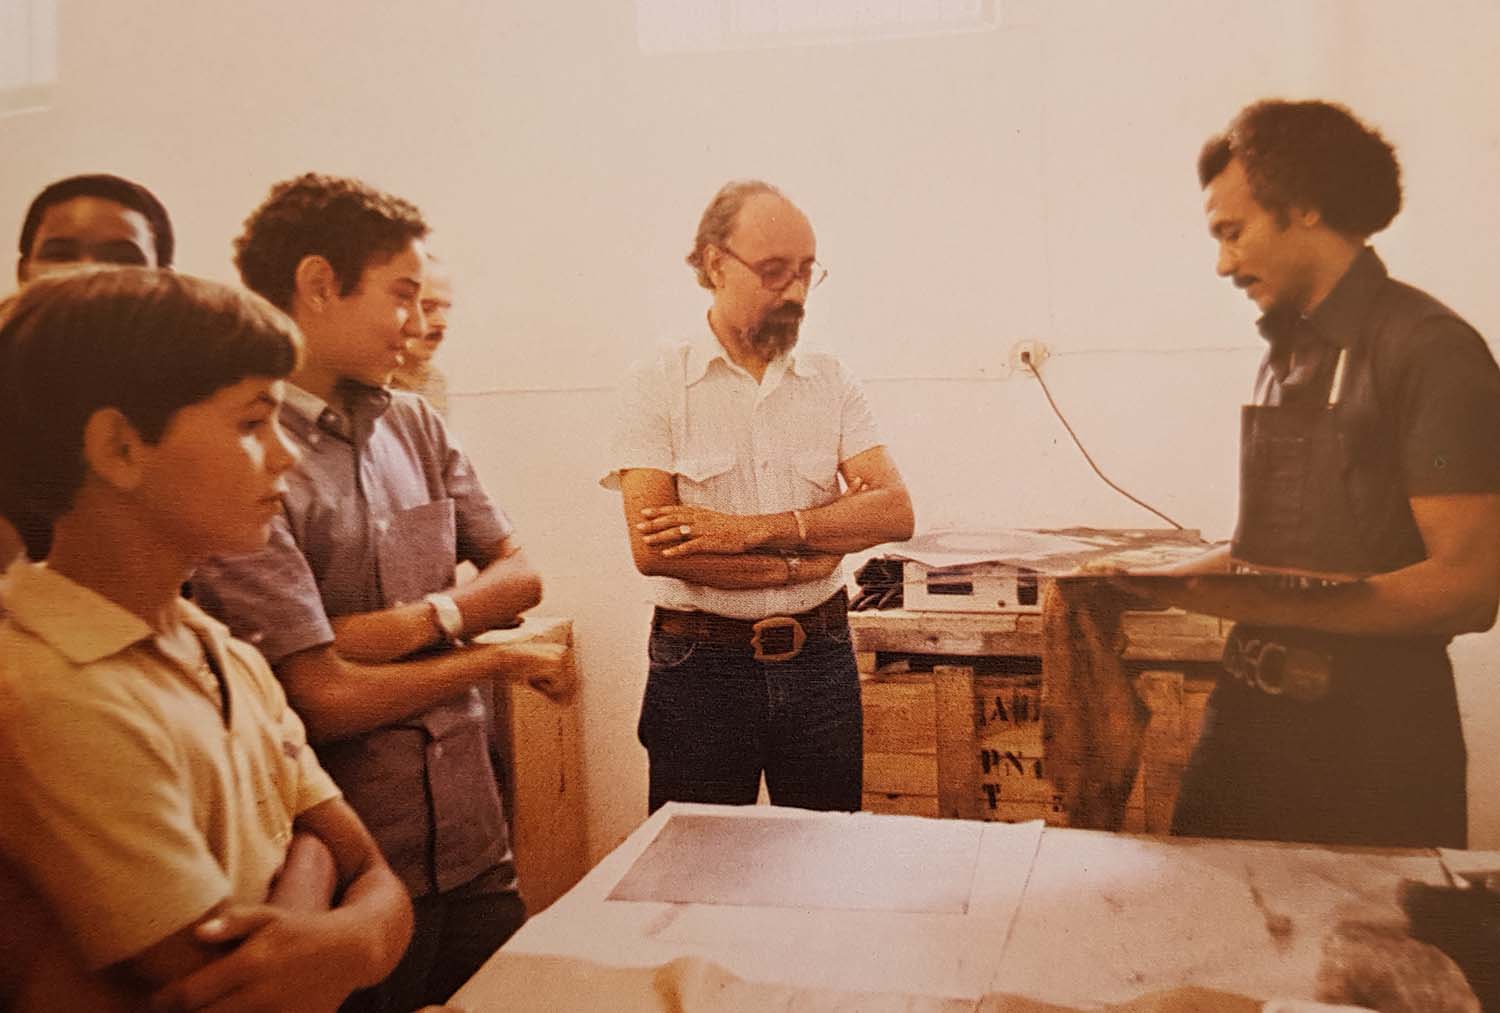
[{"xmin": 609, "ymin": 811, "xmax": 986, "ymax": 913}]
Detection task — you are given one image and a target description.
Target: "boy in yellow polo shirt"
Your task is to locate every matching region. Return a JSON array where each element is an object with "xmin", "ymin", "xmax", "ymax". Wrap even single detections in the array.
[{"xmin": 0, "ymin": 268, "xmax": 412, "ymax": 1011}]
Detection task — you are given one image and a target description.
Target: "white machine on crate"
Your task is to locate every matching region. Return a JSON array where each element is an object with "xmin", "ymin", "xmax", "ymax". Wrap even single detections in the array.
[
  {"xmin": 903, "ymin": 559, "xmax": 1043, "ymax": 613},
  {"xmin": 887, "ymin": 528, "xmax": 1212, "ymax": 614}
]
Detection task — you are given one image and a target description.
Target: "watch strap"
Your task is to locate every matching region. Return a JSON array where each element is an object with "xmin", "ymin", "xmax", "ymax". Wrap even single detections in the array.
[{"xmin": 423, "ymin": 592, "xmax": 464, "ymax": 643}]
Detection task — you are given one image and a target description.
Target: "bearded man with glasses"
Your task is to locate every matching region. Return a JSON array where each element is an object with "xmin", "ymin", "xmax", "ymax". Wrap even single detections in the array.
[{"xmin": 604, "ymin": 179, "xmax": 915, "ymax": 814}]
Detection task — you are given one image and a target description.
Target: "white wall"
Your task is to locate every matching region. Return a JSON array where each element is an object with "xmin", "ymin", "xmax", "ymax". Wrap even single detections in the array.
[{"xmin": 5, "ymin": 0, "xmax": 1499, "ymax": 856}]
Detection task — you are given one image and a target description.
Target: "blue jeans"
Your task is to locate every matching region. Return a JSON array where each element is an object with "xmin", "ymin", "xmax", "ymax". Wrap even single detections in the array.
[
  {"xmin": 341, "ymin": 874, "xmax": 525, "ymax": 1012},
  {"xmin": 638, "ymin": 609, "xmax": 863, "ymax": 814}
]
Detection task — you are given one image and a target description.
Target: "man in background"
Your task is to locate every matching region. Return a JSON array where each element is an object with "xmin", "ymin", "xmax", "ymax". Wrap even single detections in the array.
[
  {"xmin": 389, "ymin": 254, "xmax": 452, "ymax": 416},
  {"xmin": 4, "ymin": 173, "xmax": 177, "ymax": 575},
  {"xmin": 16, "ymin": 172, "xmax": 174, "ymax": 284},
  {"xmin": 605, "ymin": 179, "xmax": 914, "ymax": 814}
]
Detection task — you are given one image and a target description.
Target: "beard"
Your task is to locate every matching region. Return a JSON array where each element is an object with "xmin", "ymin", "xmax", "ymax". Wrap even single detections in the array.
[{"xmin": 746, "ymin": 301, "xmax": 805, "ymax": 358}]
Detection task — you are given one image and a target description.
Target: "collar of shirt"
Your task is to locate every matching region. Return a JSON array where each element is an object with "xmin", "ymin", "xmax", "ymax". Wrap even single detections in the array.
[
  {"xmin": 1256, "ymin": 248, "xmax": 1387, "ymax": 356},
  {"xmin": 2, "ymin": 558, "xmax": 228, "ymax": 667},
  {"xmin": 1253, "ymin": 247, "xmax": 1387, "ymax": 397},
  {"xmin": 683, "ymin": 326, "xmax": 818, "ymax": 390},
  {"xmin": 281, "ymin": 380, "xmax": 392, "ymax": 445}
]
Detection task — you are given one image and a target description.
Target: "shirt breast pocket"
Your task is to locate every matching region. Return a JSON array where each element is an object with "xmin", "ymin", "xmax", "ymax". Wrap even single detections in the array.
[
  {"xmin": 794, "ymin": 448, "xmax": 840, "ymax": 504},
  {"xmin": 673, "ymin": 454, "xmax": 735, "ymax": 505},
  {"xmin": 377, "ymin": 498, "xmax": 457, "ymax": 606}
]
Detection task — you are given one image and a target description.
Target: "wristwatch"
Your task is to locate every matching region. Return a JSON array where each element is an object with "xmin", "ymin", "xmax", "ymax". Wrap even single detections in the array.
[{"xmin": 423, "ymin": 592, "xmax": 465, "ymax": 644}]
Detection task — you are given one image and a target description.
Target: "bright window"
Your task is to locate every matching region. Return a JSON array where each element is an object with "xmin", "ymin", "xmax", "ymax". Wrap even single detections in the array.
[{"xmin": 0, "ymin": 0, "xmax": 56, "ymax": 116}]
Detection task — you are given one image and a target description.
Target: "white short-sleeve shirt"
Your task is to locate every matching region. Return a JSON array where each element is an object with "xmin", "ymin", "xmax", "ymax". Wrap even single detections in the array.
[{"xmin": 604, "ymin": 329, "xmax": 882, "ymax": 619}]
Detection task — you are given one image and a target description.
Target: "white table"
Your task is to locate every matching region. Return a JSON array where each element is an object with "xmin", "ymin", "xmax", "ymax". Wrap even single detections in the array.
[{"xmin": 451, "ymin": 803, "xmax": 1455, "ymax": 1010}]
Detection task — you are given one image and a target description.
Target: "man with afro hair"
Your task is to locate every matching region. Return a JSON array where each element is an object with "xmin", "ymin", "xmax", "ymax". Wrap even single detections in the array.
[{"xmin": 1125, "ymin": 100, "xmax": 1500, "ymax": 849}]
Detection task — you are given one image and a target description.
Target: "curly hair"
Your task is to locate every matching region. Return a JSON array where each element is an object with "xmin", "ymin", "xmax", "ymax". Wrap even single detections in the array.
[
  {"xmin": 1197, "ymin": 100, "xmax": 1402, "ymax": 237},
  {"xmin": 685, "ymin": 179, "xmax": 787, "ymax": 290},
  {"xmin": 234, "ymin": 173, "xmax": 428, "ymax": 311},
  {"xmin": 0, "ymin": 268, "xmax": 301, "ymax": 559},
  {"xmin": 18, "ymin": 173, "xmax": 175, "ymax": 268}
]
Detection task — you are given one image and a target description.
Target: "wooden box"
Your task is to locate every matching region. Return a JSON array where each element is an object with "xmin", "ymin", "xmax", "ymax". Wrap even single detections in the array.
[
  {"xmin": 860, "ymin": 667, "xmax": 941, "ymax": 817},
  {"xmin": 973, "ymin": 675, "xmax": 1066, "ymax": 824},
  {"xmin": 481, "ymin": 617, "xmax": 587, "ymax": 914},
  {"xmin": 854, "ymin": 609, "xmax": 1224, "ymax": 833}
]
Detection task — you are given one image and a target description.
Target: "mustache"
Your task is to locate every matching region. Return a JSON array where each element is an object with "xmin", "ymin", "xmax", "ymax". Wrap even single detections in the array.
[{"xmin": 747, "ymin": 301, "xmax": 804, "ymax": 357}]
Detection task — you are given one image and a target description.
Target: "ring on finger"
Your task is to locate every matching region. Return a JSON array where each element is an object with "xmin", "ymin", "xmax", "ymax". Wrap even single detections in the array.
[{"xmin": 680, "ymin": 524, "xmax": 692, "ymax": 537}]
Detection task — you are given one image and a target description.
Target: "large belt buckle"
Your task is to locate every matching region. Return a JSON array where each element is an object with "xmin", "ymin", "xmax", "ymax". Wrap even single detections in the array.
[
  {"xmin": 1275, "ymin": 644, "xmax": 1332, "ymax": 702},
  {"xmin": 1226, "ymin": 635, "xmax": 1332, "ymax": 702},
  {"xmin": 751, "ymin": 616, "xmax": 806, "ymax": 662}
]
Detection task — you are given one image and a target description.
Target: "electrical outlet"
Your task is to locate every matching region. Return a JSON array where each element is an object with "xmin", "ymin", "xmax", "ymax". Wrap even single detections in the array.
[{"xmin": 1010, "ymin": 340, "xmax": 1049, "ymax": 374}]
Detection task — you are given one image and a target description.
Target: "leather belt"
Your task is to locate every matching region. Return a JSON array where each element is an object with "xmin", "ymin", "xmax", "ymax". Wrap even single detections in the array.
[
  {"xmin": 1222, "ymin": 632, "xmax": 1333, "ymax": 702},
  {"xmin": 652, "ymin": 590, "xmax": 848, "ymax": 663}
]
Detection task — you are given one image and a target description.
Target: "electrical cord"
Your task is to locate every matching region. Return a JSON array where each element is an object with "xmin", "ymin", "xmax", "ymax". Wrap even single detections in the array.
[{"xmin": 1020, "ymin": 349, "xmax": 1186, "ymax": 530}]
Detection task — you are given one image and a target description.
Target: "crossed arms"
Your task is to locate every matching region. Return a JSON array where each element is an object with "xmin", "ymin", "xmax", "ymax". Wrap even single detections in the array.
[
  {"xmin": 618, "ymin": 445, "xmax": 915, "ymax": 589},
  {"xmin": 1, "ymin": 757, "xmax": 408, "ymax": 1012},
  {"xmin": 129, "ymin": 800, "xmax": 410, "ymax": 1012},
  {"xmin": 277, "ymin": 534, "xmax": 572, "ymax": 744}
]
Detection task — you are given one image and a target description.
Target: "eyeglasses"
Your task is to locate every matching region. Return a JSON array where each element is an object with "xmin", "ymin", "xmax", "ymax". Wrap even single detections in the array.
[{"xmin": 719, "ymin": 245, "xmax": 827, "ymax": 293}]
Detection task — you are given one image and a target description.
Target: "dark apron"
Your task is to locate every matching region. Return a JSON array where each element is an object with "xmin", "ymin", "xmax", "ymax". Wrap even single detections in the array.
[{"xmin": 1173, "ymin": 349, "xmax": 1467, "ymax": 848}]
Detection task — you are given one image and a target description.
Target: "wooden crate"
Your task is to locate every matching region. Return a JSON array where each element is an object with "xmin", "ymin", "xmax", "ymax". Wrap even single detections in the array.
[
  {"xmin": 856, "ymin": 614, "xmax": 1222, "ymax": 833},
  {"xmin": 974, "ymin": 677, "xmax": 1044, "ymax": 752},
  {"xmin": 1120, "ymin": 670, "xmax": 1215, "ymax": 833},
  {"xmin": 484, "ymin": 617, "xmax": 587, "ymax": 914},
  {"xmin": 859, "ymin": 663, "xmax": 981, "ymax": 820},
  {"xmin": 862, "ymin": 792, "xmax": 941, "ymax": 817},
  {"xmin": 973, "ymin": 675, "xmax": 1064, "ymax": 824},
  {"xmin": 862, "ymin": 664, "xmax": 1049, "ymax": 823},
  {"xmin": 865, "ymin": 752, "xmax": 939, "ymax": 795},
  {"xmin": 860, "ymin": 668, "xmax": 939, "ymax": 816},
  {"xmin": 861, "ymin": 676, "xmax": 937, "ymax": 756}
]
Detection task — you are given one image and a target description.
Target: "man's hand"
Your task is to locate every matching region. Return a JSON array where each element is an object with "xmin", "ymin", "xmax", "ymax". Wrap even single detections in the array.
[
  {"xmin": 639, "ymin": 478, "xmax": 870, "ymax": 558},
  {"xmin": 1066, "ymin": 545, "xmax": 1232, "ymax": 612},
  {"xmin": 637, "ymin": 505, "xmax": 756, "ymax": 557},
  {"xmin": 325, "ymin": 536, "xmax": 542, "ymax": 666},
  {"xmin": 482, "ymin": 640, "xmax": 574, "ymax": 701},
  {"xmin": 795, "ymin": 553, "xmax": 843, "ymax": 583},
  {"xmin": 149, "ymin": 906, "xmax": 358, "ymax": 1013}
]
